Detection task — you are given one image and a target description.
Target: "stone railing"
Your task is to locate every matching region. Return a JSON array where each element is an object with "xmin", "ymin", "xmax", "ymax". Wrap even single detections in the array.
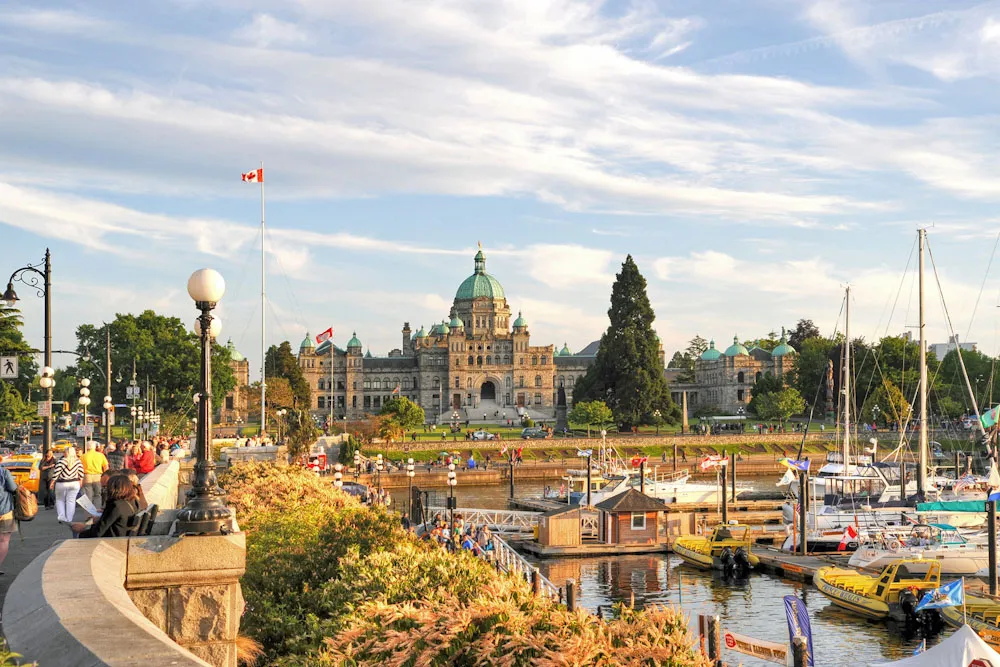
[{"xmin": 142, "ymin": 459, "xmax": 181, "ymax": 510}]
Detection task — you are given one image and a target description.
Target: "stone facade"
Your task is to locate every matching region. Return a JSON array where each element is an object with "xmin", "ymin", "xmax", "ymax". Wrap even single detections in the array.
[
  {"xmin": 219, "ymin": 339, "xmax": 249, "ymax": 426},
  {"xmin": 670, "ymin": 330, "xmax": 796, "ymax": 416},
  {"xmin": 297, "ymin": 248, "xmax": 664, "ymax": 424}
]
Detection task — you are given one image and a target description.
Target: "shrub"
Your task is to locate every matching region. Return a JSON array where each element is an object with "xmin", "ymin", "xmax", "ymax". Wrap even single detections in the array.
[{"xmin": 221, "ymin": 462, "xmax": 708, "ymax": 666}]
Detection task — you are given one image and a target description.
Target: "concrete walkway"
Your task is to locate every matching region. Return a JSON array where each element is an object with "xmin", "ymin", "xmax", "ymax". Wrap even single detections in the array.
[{"xmin": 0, "ymin": 503, "xmax": 86, "ymax": 622}]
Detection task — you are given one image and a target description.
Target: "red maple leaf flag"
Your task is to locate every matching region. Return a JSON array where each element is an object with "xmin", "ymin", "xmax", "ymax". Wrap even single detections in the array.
[
  {"xmin": 316, "ymin": 328, "xmax": 333, "ymax": 344},
  {"xmin": 241, "ymin": 168, "xmax": 263, "ymax": 183},
  {"xmin": 392, "ymin": 385, "xmax": 401, "ymax": 395}
]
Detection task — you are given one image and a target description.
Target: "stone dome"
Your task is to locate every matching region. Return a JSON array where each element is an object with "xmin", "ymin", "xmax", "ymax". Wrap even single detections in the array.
[
  {"xmin": 455, "ymin": 248, "xmax": 505, "ymax": 300},
  {"xmin": 513, "ymin": 311, "xmax": 527, "ymax": 329},
  {"xmin": 226, "ymin": 339, "xmax": 245, "ymax": 362},
  {"xmin": 700, "ymin": 340, "xmax": 722, "ymax": 361},
  {"xmin": 347, "ymin": 332, "xmax": 362, "ymax": 349},
  {"xmin": 724, "ymin": 335, "xmax": 749, "ymax": 357},
  {"xmin": 299, "ymin": 333, "xmax": 314, "ymax": 350},
  {"xmin": 560, "ymin": 343, "xmax": 572, "ymax": 356},
  {"xmin": 449, "ymin": 314, "xmax": 464, "ymax": 329}
]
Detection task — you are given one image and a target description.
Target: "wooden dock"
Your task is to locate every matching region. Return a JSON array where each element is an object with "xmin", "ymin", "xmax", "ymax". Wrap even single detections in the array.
[
  {"xmin": 752, "ymin": 547, "xmax": 850, "ymax": 582},
  {"xmin": 515, "ymin": 538, "xmax": 669, "ymax": 558}
]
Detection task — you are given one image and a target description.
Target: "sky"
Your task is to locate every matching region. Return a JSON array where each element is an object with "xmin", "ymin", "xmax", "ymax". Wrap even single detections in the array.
[{"xmin": 2, "ymin": 0, "xmax": 1000, "ymax": 381}]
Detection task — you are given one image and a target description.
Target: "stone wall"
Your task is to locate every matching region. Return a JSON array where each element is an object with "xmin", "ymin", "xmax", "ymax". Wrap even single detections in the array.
[
  {"xmin": 3, "ymin": 539, "xmax": 212, "ymax": 666},
  {"xmin": 142, "ymin": 460, "xmax": 181, "ymax": 510}
]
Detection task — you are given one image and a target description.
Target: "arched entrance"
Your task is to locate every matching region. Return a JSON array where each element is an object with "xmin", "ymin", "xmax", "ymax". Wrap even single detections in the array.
[{"xmin": 480, "ymin": 381, "xmax": 496, "ymax": 401}]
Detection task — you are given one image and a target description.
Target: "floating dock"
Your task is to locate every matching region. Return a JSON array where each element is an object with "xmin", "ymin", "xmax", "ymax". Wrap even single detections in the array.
[
  {"xmin": 751, "ymin": 547, "xmax": 850, "ymax": 582},
  {"xmin": 514, "ymin": 538, "xmax": 669, "ymax": 558}
]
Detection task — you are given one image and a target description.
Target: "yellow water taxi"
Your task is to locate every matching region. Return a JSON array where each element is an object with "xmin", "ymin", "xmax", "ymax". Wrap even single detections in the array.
[
  {"xmin": 672, "ymin": 522, "xmax": 760, "ymax": 575},
  {"xmin": 941, "ymin": 593, "xmax": 1000, "ymax": 647},
  {"xmin": 813, "ymin": 559, "xmax": 941, "ymax": 620}
]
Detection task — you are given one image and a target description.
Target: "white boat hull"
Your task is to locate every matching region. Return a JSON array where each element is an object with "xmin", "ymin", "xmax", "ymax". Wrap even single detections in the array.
[{"xmin": 849, "ymin": 546, "xmax": 989, "ymax": 576}]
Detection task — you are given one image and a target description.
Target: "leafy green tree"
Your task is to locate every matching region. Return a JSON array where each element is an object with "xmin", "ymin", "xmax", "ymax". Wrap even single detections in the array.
[
  {"xmin": 568, "ymin": 399, "xmax": 613, "ymax": 437},
  {"xmin": 792, "ymin": 336, "xmax": 837, "ymax": 409},
  {"xmin": 75, "ymin": 312, "xmax": 236, "ymax": 413},
  {"xmin": 0, "ymin": 303, "xmax": 39, "ymax": 399},
  {"xmin": 0, "ymin": 381, "xmax": 32, "ymax": 437},
  {"xmin": 788, "ymin": 319, "xmax": 821, "ymax": 351},
  {"xmin": 749, "ymin": 331, "xmax": 779, "ymax": 352},
  {"xmin": 860, "ymin": 380, "xmax": 911, "ymax": 427},
  {"xmin": 747, "ymin": 372, "xmax": 784, "ymax": 417},
  {"xmin": 265, "ymin": 342, "xmax": 311, "ymax": 409},
  {"xmin": 378, "ymin": 397, "xmax": 425, "ymax": 442},
  {"xmin": 672, "ymin": 335, "xmax": 708, "ymax": 382},
  {"xmin": 692, "ymin": 404, "xmax": 719, "ymax": 419},
  {"xmin": 573, "ymin": 256, "xmax": 680, "ymax": 428},
  {"xmin": 754, "ymin": 388, "xmax": 806, "ymax": 424}
]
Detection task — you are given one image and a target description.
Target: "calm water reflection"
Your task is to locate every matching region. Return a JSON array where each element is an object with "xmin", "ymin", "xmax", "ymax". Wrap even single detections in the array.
[{"xmin": 531, "ymin": 554, "xmax": 950, "ymax": 667}]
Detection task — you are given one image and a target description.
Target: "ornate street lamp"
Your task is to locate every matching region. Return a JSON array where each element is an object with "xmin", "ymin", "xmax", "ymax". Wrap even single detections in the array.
[
  {"xmin": 376, "ymin": 453, "xmax": 384, "ymax": 494},
  {"xmin": 406, "ymin": 457, "xmax": 415, "ymax": 521},
  {"xmin": 333, "ymin": 463, "xmax": 343, "ymax": 489},
  {"xmin": 175, "ymin": 268, "xmax": 233, "ymax": 535},
  {"xmin": 447, "ymin": 463, "xmax": 457, "ymax": 551},
  {"xmin": 2, "ymin": 250, "xmax": 53, "ymax": 457},
  {"xmin": 353, "ymin": 450, "xmax": 361, "ymax": 482},
  {"xmin": 78, "ymin": 378, "xmax": 91, "ymax": 446}
]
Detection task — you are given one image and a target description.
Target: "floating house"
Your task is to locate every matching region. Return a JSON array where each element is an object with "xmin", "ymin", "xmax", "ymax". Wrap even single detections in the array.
[{"xmin": 595, "ymin": 489, "xmax": 667, "ymax": 546}]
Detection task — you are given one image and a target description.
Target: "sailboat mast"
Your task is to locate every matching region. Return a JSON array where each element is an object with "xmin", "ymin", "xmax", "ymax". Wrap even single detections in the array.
[
  {"xmin": 843, "ymin": 286, "xmax": 851, "ymax": 469},
  {"xmin": 918, "ymin": 228, "xmax": 929, "ymax": 497},
  {"xmin": 260, "ymin": 160, "xmax": 267, "ymax": 438}
]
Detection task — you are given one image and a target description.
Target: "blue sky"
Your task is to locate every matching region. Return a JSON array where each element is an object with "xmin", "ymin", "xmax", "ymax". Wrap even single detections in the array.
[{"xmin": 2, "ymin": 0, "xmax": 1000, "ymax": 380}]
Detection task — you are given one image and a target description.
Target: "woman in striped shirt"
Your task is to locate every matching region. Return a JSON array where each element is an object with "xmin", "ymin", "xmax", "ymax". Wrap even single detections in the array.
[{"xmin": 52, "ymin": 446, "xmax": 83, "ymax": 523}]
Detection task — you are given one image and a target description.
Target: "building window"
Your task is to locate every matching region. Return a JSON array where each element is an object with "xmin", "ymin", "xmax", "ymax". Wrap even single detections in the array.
[
  {"xmin": 558, "ymin": 375, "xmax": 565, "ymax": 387},
  {"xmin": 737, "ymin": 371, "xmax": 745, "ymax": 384},
  {"xmin": 477, "ymin": 356, "xmax": 483, "ymax": 366},
  {"xmin": 374, "ymin": 396, "xmax": 381, "ymax": 408},
  {"xmin": 373, "ymin": 378, "xmax": 381, "ymax": 390},
  {"xmin": 364, "ymin": 379, "xmax": 371, "ymax": 390},
  {"xmin": 533, "ymin": 392, "xmax": 542, "ymax": 405},
  {"xmin": 225, "ymin": 396, "xmax": 234, "ymax": 410},
  {"xmin": 318, "ymin": 396, "xmax": 325, "ymax": 409},
  {"xmin": 455, "ymin": 377, "xmax": 460, "ymax": 388},
  {"xmin": 433, "ymin": 378, "xmax": 440, "ymax": 389},
  {"xmin": 569, "ymin": 376, "xmax": 575, "ymax": 386},
  {"xmin": 505, "ymin": 393, "xmax": 510, "ymax": 405},
  {"xmin": 352, "ymin": 396, "xmax": 357, "ymax": 408},
  {"xmin": 486, "ymin": 355, "xmax": 492, "ymax": 365},
  {"xmin": 541, "ymin": 356, "xmax": 547, "ymax": 365},
  {"xmin": 505, "ymin": 376, "xmax": 511, "ymax": 388},
  {"xmin": 364, "ymin": 396, "xmax": 371, "ymax": 408},
  {"xmin": 532, "ymin": 356, "xmax": 538, "ymax": 365},
  {"xmin": 535, "ymin": 375, "xmax": 542, "ymax": 387},
  {"xmin": 468, "ymin": 355, "xmax": 474, "ymax": 365},
  {"xmin": 756, "ymin": 371, "xmax": 762, "ymax": 383},
  {"xmin": 520, "ymin": 357, "xmax": 524, "ymax": 366},
  {"xmin": 519, "ymin": 376, "xmax": 525, "ymax": 388},
  {"xmin": 737, "ymin": 389, "xmax": 745, "ymax": 401},
  {"xmin": 403, "ymin": 377, "xmax": 410, "ymax": 390},
  {"xmin": 337, "ymin": 396, "xmax": 345, "ymax": 408},
  {"xmin": 412, "ymin": 376, "xmax": 418, "ymax": 389},
  {"xmin": 631, "ymin": 513, "xmax": 646, "ymax": 530},
  {"xmin": 352, "ymin": 381, "xmax": 357, "ymax": 391}
]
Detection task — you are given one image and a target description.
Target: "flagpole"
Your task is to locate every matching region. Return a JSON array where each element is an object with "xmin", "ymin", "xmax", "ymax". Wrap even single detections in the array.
[
  {"xmin": 963, "ymin": 576, "xmax": 967, "ymax": 624},
  {"xmin": 260, "ymin": 160, "xmax": 267, "ymax": 439}
]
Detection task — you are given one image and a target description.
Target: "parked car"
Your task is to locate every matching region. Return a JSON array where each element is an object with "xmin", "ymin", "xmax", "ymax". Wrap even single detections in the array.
[
  {"xmin": 521, "ymin": 427, "xmax": 547, "ymax": 440},
  {"xmin": 470, "ymin": 430, "xmax": 495, "ymax": 441}
]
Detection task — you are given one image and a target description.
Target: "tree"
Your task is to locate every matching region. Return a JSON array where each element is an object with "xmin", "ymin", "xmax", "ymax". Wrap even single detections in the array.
[
  {"xmin": 0, "ymin": 381, "xmax": 32, "ymax": 437},
  {"xmin": 75, "ymin": 312, "xmax": 236, "ymax": 413},
  {"xmin": 860, "ymin": 380, "xmax": 911, "ymax": 427},
  {"xmin": 378, "ymin": 397, "xmax": 425, "ymax": 442},
  {"xmin": 788, "ymin": 319, "xmax": 821, "ymax": 351},
  {"xmin": 673, "ymin": 335, "xmax": 708, "ymax": 382},
  {"xmin": 0, "ymin": 302, "xmax": 39, "ymax": 399},
  {"xmin": 265, "ymin": 342, "xmax": 310, "ymax": 409},
  {"xmin": 573, "ymin": 256, "xmax": 681, "ymax": 428},
  {"xmin": 667, "ymin": 351, "xmax": 686, "ymax": 369},
  {"xmin": 750, "ymin": 331, "xmax": 779, "ymax": 352},
  {"xmin": 792, "ymin": 336, "xmax": 837, "ymax": 410},
  {"xmin": 747, "ymin": 372, "xmax": 784, "ymax": 417},
  {"xmin": 568, "ymin": 400, "xmax": 613, "ymax": 437},
  {"xmin": 754, "ymin": 388, "xmax": 806, "ymax": 424}
]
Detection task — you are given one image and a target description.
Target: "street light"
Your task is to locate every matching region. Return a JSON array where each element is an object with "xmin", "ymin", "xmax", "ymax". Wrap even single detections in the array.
[
  {"xmin": 447, "ymin": 462, "xmax": 457, "ymax": 551},
  {"xmin": 333, "ymin": 462, "xmax": 343, "ymax": 489},
  {"xmin": 78, "ymin": 378, "xmax": 91, "ymax": 447},
  {"xmin": 175, "ymin": 268, "xmax": 233, "ymax": 535},
  {"xmin": 406, "ymin": 457, "xmax": 415, "ymax": 522},
  {"xmin": 376, "ymin": 453, "xmax": 384, "ymax": 493},
  {"xmin": 276, "ymin": 408, "xmax": 288, "ymax": 443},
  {"xmin": 353, "ymin": 450, "xmax": 361, "ymax": 482},
  {"xmin": 653, "ymin": 408, "xmax": 662, "ymax": 435},
  {"xmin": 2, "ymin": 250, "xmax": 53, "ymax": 457}
]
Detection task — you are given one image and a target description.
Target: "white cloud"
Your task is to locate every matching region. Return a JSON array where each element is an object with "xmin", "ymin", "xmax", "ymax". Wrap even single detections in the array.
[{"xmin": 232, "ymin": 14, "xmax": 308, "ymax": 48}]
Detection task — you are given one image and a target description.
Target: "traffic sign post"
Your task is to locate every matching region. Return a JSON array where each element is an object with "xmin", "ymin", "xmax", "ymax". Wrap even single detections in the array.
[
  {"xmin": 37, "ymin": 401, "xmax": 51, "ymax": 417},
  {"xmin": 0, "ymin": 356, "xmax": 17, "ymax": 379}
]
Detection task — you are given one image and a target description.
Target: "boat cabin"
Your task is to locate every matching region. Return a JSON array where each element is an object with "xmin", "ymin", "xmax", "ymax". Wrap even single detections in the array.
[{"xmin": 595, "ymin": 489, "xmax": 666, "ymax": 545}]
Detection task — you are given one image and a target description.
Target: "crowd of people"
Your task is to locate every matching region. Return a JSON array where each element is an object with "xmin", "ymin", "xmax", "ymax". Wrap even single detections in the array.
[{"xmin": 419, "ymin": 512, "xmax": 494, "ymax": 557}]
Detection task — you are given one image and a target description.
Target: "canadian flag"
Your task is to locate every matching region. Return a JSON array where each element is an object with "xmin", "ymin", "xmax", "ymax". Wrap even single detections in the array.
[
  {"xmin": 241, "ymin": 168, "xmax": 263, "ymax": 183},
  {"xmin": 316, "ymin": 328, "xmax": 333, "ymax": 344},
  {"xmin": 838, "ymin": 525, "xmax": 858, "ymax": 551},
  {"xmin": 392, "ymin": 385, "xmax": 401, "ymax": 395},
  {"xmin": 500, "ymin": 444, "xmax": 508, "ymax": 456}
]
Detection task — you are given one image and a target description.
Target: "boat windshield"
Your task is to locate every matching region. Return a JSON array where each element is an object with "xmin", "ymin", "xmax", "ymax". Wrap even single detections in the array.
[{"xmin": 712, "ymin": 525, "xmax": 749, "ymax": 541}]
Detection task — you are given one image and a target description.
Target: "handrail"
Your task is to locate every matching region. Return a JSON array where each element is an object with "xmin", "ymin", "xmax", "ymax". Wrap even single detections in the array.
[
  {"xmin": 488, "ymin": 533, "xmax": 560, "ymax": 600},
  {"xmin": 427, "ymin": 505, "xmax": 600, "ymax": 538}
]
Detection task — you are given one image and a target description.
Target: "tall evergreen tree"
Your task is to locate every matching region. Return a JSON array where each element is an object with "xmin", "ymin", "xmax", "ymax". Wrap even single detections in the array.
[
  {"xmin": 265, "ymin": 341, "xmax": 311, "ymax": 409},
  {"xmin": 573, "ymin": 256, "xmax": 680, "ymax": 427}
]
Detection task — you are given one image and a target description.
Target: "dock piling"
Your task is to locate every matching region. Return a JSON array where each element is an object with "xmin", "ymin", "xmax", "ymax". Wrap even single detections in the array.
[
  {"xmin": 706, "ymin": 615, "xmax": 722, "ymax": 665},
  {"xmin": 792, "ymin": 636, "xmax": 808, "ymax": 667},
  {"xmin": 566, "ymin": 578, "xmax": 576, "ymax": 612},
  {"xmin": 531, "ymin": 568, "xmax": 541, "ymax": 596}
]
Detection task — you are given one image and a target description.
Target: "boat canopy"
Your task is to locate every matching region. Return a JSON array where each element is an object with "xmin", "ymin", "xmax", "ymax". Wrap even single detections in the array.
[
  {"xmin": 916, "ymin": 501, "xmax": 985, "ymax": 513},
  {"xmin": 869, "ymin": 624, "xmax": 1000, "ymax": 666}
]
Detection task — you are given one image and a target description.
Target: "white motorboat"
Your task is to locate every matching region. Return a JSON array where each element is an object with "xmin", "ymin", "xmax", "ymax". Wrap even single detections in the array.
[{"xmin": 848, "ymin": 523, "xmax": 990, "ymax": 576}]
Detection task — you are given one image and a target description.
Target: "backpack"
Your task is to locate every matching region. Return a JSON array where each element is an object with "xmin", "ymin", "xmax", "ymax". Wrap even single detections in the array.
[{"xmin": 13, "ymin": 485, "xmax": 38, "ymax": 522}]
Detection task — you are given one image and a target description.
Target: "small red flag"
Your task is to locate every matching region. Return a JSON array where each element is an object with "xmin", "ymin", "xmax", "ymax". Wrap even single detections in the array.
[
  {"xmin": 241, "ymin": 168, "xmax": 263, "ymax": 183},
  {"xmin": 316, "ymin": 328, "xmax": 333, "ymax": 344}
]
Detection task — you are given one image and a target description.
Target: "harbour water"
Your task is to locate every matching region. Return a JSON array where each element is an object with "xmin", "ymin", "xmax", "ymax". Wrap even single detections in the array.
[{"xmin": 391, "ymin": 478, "xmax": 954, "ymax": 666}]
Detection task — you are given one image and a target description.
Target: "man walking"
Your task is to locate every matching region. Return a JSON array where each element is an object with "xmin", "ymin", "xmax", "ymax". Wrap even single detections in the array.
[{"xmin": 81, "ymin": 441, "xmax": 109, "ymax": 509}]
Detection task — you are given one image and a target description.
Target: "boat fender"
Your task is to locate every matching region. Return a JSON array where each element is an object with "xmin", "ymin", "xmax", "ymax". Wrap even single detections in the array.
[{"xmin": 889, "ymin": 540, "xmax": 901, "ymax": 551}]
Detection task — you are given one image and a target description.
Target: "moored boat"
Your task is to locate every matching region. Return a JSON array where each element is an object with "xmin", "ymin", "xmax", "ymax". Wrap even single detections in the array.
[
  {"xmin": 813, "ymin": 558, "xmax": 941, "ymax": 620},
  {"xmin": 940, "ymin": 593, "xmax": 1000, "ymax": 647},
  {"xmin": 848, "ymin": 523, "xmax": 989, "ymax": 575},
  {"xmin": 672, "ymin": 522, "xmax": 759, "ymax": 575}
]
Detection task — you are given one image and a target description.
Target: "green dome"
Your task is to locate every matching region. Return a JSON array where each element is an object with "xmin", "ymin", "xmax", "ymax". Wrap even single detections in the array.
[
  {"xmin": 438, "ymin": 320, "xmax": 450, "ymax": 335},
  {"xmin": 299, "ymin": 333, "xmax": 314, "ymax": 350},
  {"xmin": 513, "ymin": 311, "xmax": 527, "ymax": 329},
  {"xmin": 772, "ymin": 327, "xmax": 796, "ymax": 357},
  {"xmin": 226, "ymin": 339, "xmax": 245, "ymax": 362},
  {"xmin": 415, "ymin": 325, "xmax": 427, "ymax": 338},
  {"xmin": 449, "ymin": 314, "xmax": 464, "ymax": 329},
  {"xmin": 347, "ymin": 332, "xmax": 362, "ymax": 349},
  {"xmin": 724, "ymin": 335, "xmax": 749, "ymax": 357},
  {"xmin": 455, "ymin": 248, "xmax": 505, "ymax": 300},
  {"xmin": 560, "ymin": 342, "xmax": 572, "ymax": 356},
  {"xmin": 364, "ymin": 349, "xmax": 373, "ymax": 359},
  {"xmin": 700, "ymin": 340, "xmax": 722, "ymax": 361}
]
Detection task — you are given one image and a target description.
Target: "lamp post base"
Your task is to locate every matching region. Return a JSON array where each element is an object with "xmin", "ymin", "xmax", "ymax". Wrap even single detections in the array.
[{"xmin": 175, "ymin": 493, "xmax": 234, "ymax": 535}]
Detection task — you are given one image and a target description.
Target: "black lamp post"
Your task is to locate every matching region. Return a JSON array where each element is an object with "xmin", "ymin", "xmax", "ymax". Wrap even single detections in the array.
[
  {"xmin": 2, "ymin": 249, "xmax": 53, "ymax": 457},
  {"xmin": 406, "ymin": 457, "xmax": 415, "ymax": 521},
  {"xmin": 447, "ymin": 462, "xmax": 457, "ymax": 551},
  {"xmin": 175, "ymin": 268, "xmax": 233, "ymax": 535}
]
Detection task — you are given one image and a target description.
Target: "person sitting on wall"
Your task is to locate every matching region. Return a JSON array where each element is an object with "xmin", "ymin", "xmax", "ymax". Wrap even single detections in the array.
[{"xmin": 70, "ymin": 475, "xmax": 140, "ymax": 538}]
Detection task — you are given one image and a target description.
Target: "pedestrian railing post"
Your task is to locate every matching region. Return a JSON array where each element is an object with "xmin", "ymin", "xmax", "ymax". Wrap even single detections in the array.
[
  {"xmin": 531, "ymin": 568, "xmax": 541, "ymax": 596},
  {"xmin": 566, "ymin": 578, "xmax": 576, "ymax": 612}
]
